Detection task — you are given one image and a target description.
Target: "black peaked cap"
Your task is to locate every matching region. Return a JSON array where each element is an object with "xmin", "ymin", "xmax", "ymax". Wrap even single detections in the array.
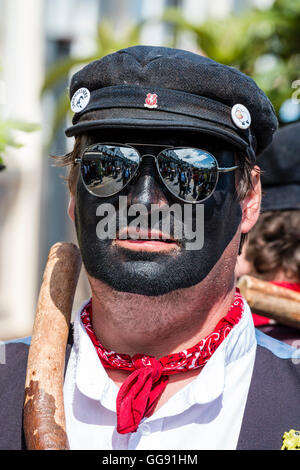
[
  {"xmin": 258, "ymin": 121, "xmax": 300, "ymax": 211},
  {"xmin": 65, "ymin": 45, "xmax": 278, "ymax": 158}
]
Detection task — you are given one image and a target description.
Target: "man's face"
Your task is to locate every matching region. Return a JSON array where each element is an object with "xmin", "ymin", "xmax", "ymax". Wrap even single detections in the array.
[{"xmin": 74, "ymin": 129, "xmax": 242, "ymax": 296}]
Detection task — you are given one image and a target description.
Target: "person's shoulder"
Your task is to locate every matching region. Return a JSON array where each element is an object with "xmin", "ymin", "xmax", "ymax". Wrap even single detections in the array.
[
  {"xmin": 254, "ymin": 328, "xmax": 300, "ymax": 395},
  {"xmin": 0, "ymin": 338, "xmax": 30, "ymax": 450},
  {"xmin": 0, "ymin": 337, "xmax": 30, "ymax": 372},
  {"xmin": 0, "ymin": 338, "xmax": 30, "ymax": 397},
  {"xmin": 237, "ymin": 330, "xmax": 300, "ymax": 450},
  {"xmin": 255, "ymin": 328, "xmax": 300, "ymax": 361}
]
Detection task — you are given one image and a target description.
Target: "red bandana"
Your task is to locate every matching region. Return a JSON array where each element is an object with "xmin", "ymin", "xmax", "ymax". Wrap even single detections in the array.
[{"xmin": 81, "ymin": 290, "xmax": 244, "ymax": 434}]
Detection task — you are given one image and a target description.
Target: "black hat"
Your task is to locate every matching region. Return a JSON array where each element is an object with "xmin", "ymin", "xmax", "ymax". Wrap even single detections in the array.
[
  {"xmin": 65, "ymin": 45, "xmax": 277, "ymax": 159},
  {"xmin": 258, "ymin": 121, "xmax": 300, "ymax": 212}
]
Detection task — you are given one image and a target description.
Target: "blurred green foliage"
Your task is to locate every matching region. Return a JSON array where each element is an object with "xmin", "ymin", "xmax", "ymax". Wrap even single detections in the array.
[
  {"xmin": 163, "ymin": 0, "xmax": 300, "ymax": 117},
  {"xmin": 0, "ymin": 119, "xmax": 40, "ymax": 172},
  {"xmin": 42, "ymin": 21, "xmax": 144, "ymax": 144},
  {"xmin": 0, "ymin": 64, "xmax": 40, "ymax": 171},
  {"xmin": 43, "ymin": 0, "xmax": 300, "ymax": 145}
]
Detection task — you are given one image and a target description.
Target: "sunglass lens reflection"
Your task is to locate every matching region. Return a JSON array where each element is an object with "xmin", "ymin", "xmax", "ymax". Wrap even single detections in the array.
[
  {"xmin": 157, "ymin": 148, "xmax": 218, "ymax": 202},
  {"xmin": 81, "ymin": 145, "xmax": 140, "ymax": 196}
]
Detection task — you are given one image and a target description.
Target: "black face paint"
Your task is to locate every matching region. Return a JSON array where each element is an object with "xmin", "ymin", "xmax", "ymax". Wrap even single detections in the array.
[{"xmin": 74, "ymin": 130, "xmax": 242, "ymax": 296}]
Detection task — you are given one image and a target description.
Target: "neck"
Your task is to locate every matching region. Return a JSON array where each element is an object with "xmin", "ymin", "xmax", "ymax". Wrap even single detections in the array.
[{"xmin": 88, "ymin": 252, "xmax": 237, "ymax": 358}]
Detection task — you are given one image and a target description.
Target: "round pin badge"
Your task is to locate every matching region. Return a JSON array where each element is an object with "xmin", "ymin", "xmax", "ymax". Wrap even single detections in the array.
[
  {"xmin": 231, "ymin": 104, "xmax": 251, "ymax": 130},
  {"xmin": 71, "ymin": 87, "xmax": 90, "ymax": 113}
]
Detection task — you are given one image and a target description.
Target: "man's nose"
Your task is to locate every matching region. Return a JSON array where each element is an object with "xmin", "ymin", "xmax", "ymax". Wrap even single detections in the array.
[{"xmin": 127, "ymin": 156, "xmax": 169, "ymax": 208}]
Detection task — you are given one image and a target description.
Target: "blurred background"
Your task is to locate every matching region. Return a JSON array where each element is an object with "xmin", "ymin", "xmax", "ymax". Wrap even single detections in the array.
[{"xmin": 0, "ymin": 0, "xmax": 299, "ymax": 340}]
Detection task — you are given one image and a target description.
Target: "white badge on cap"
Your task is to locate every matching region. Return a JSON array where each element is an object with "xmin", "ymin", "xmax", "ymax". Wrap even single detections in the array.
[
  {"xmin": 231, "ymin": 104, "xmax": 251, "ymax": 130},
  {"xmin": 71, "ymin": 87, "xmax": 90, "ymax": 113}
]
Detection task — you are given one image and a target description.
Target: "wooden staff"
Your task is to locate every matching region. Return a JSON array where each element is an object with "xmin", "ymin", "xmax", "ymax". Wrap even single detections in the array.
[
  {"xmin": 23, "ymin": 242, "xmax": 82, "ymax": 450},
  {"xmin": 238, "ymin": 275, "xmax": 300, "ymax": 330}
]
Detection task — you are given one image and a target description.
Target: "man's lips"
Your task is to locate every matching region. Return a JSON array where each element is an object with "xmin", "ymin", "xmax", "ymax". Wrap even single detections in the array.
[{"xmin": 112, "ymin": 228, "xmax": 180, "ymax": 252}]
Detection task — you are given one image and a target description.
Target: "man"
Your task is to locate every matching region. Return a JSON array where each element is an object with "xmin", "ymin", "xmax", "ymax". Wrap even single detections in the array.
[
  {"xmin": 236, "ymin": 122, "xmax": 300, "ymax": 342},
  {"xmin": 1, "ymin": 46, "xmax": 299, "ymax": 450},
  {"xmin": 178, "ymin": 167, "xmax": 187, "ymax": 197}
]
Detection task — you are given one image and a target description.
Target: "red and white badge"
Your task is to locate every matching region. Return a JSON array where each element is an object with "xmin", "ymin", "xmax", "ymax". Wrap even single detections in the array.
[{"xmin": 144, "ymin": 93, "xmax": 158, "ymax": 109}]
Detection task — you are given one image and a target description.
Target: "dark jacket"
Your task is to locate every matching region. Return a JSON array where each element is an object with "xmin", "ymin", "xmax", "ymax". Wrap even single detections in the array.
[{"xmin": 0, "ymin": 330, "xmax": 299, "ymax": 450}]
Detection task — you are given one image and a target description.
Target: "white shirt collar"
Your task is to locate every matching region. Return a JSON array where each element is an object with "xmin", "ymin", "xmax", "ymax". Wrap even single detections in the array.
[
  {"xmin": 73, "ymin": 296, "xmax": 256, "ymax": 414},
  {"xmin": 74, "ymin": 300, "xmax": 119, "ymax": 409},
  {"xmin": 191, "ymin": 298, "xmax": 255, "ymax": 404}
]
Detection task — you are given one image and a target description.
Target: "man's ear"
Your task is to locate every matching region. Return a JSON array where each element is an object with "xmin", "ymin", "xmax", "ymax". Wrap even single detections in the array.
[
  {"xmin": 240, "ymin": 166, "xmax": 262, "ymax": 234},
  {"xmin": 68, "ymin": 194, "xmax": 75, "ymax": 222}
]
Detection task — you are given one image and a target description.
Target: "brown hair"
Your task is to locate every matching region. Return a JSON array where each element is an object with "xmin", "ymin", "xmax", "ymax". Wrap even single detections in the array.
[
  {"xmin": 246, "ymin": 210, "xmax": 300, "ymax": 281},
  {"xmin": 53, "ymin": 134, "xmax": 88, "ymax": 195}
]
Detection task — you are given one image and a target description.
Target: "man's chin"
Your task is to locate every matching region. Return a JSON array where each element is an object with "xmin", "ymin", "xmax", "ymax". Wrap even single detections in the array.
[
  {"xmin": 89, "ymin": 265, "xmax": 180, "ymax": 297},
  {"xmin": 79, "ymin": 236, "xmax": 215, "ymax": 296},
  {"xmin": 84, "ymin": 242, "xmax": 192, "ymax": 296}
]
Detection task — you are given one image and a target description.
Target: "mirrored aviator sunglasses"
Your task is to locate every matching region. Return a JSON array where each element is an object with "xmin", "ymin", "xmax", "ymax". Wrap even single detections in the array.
[{"xmin": 75, "ymin": 143, "xmax": 239, "ymax": 203}]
